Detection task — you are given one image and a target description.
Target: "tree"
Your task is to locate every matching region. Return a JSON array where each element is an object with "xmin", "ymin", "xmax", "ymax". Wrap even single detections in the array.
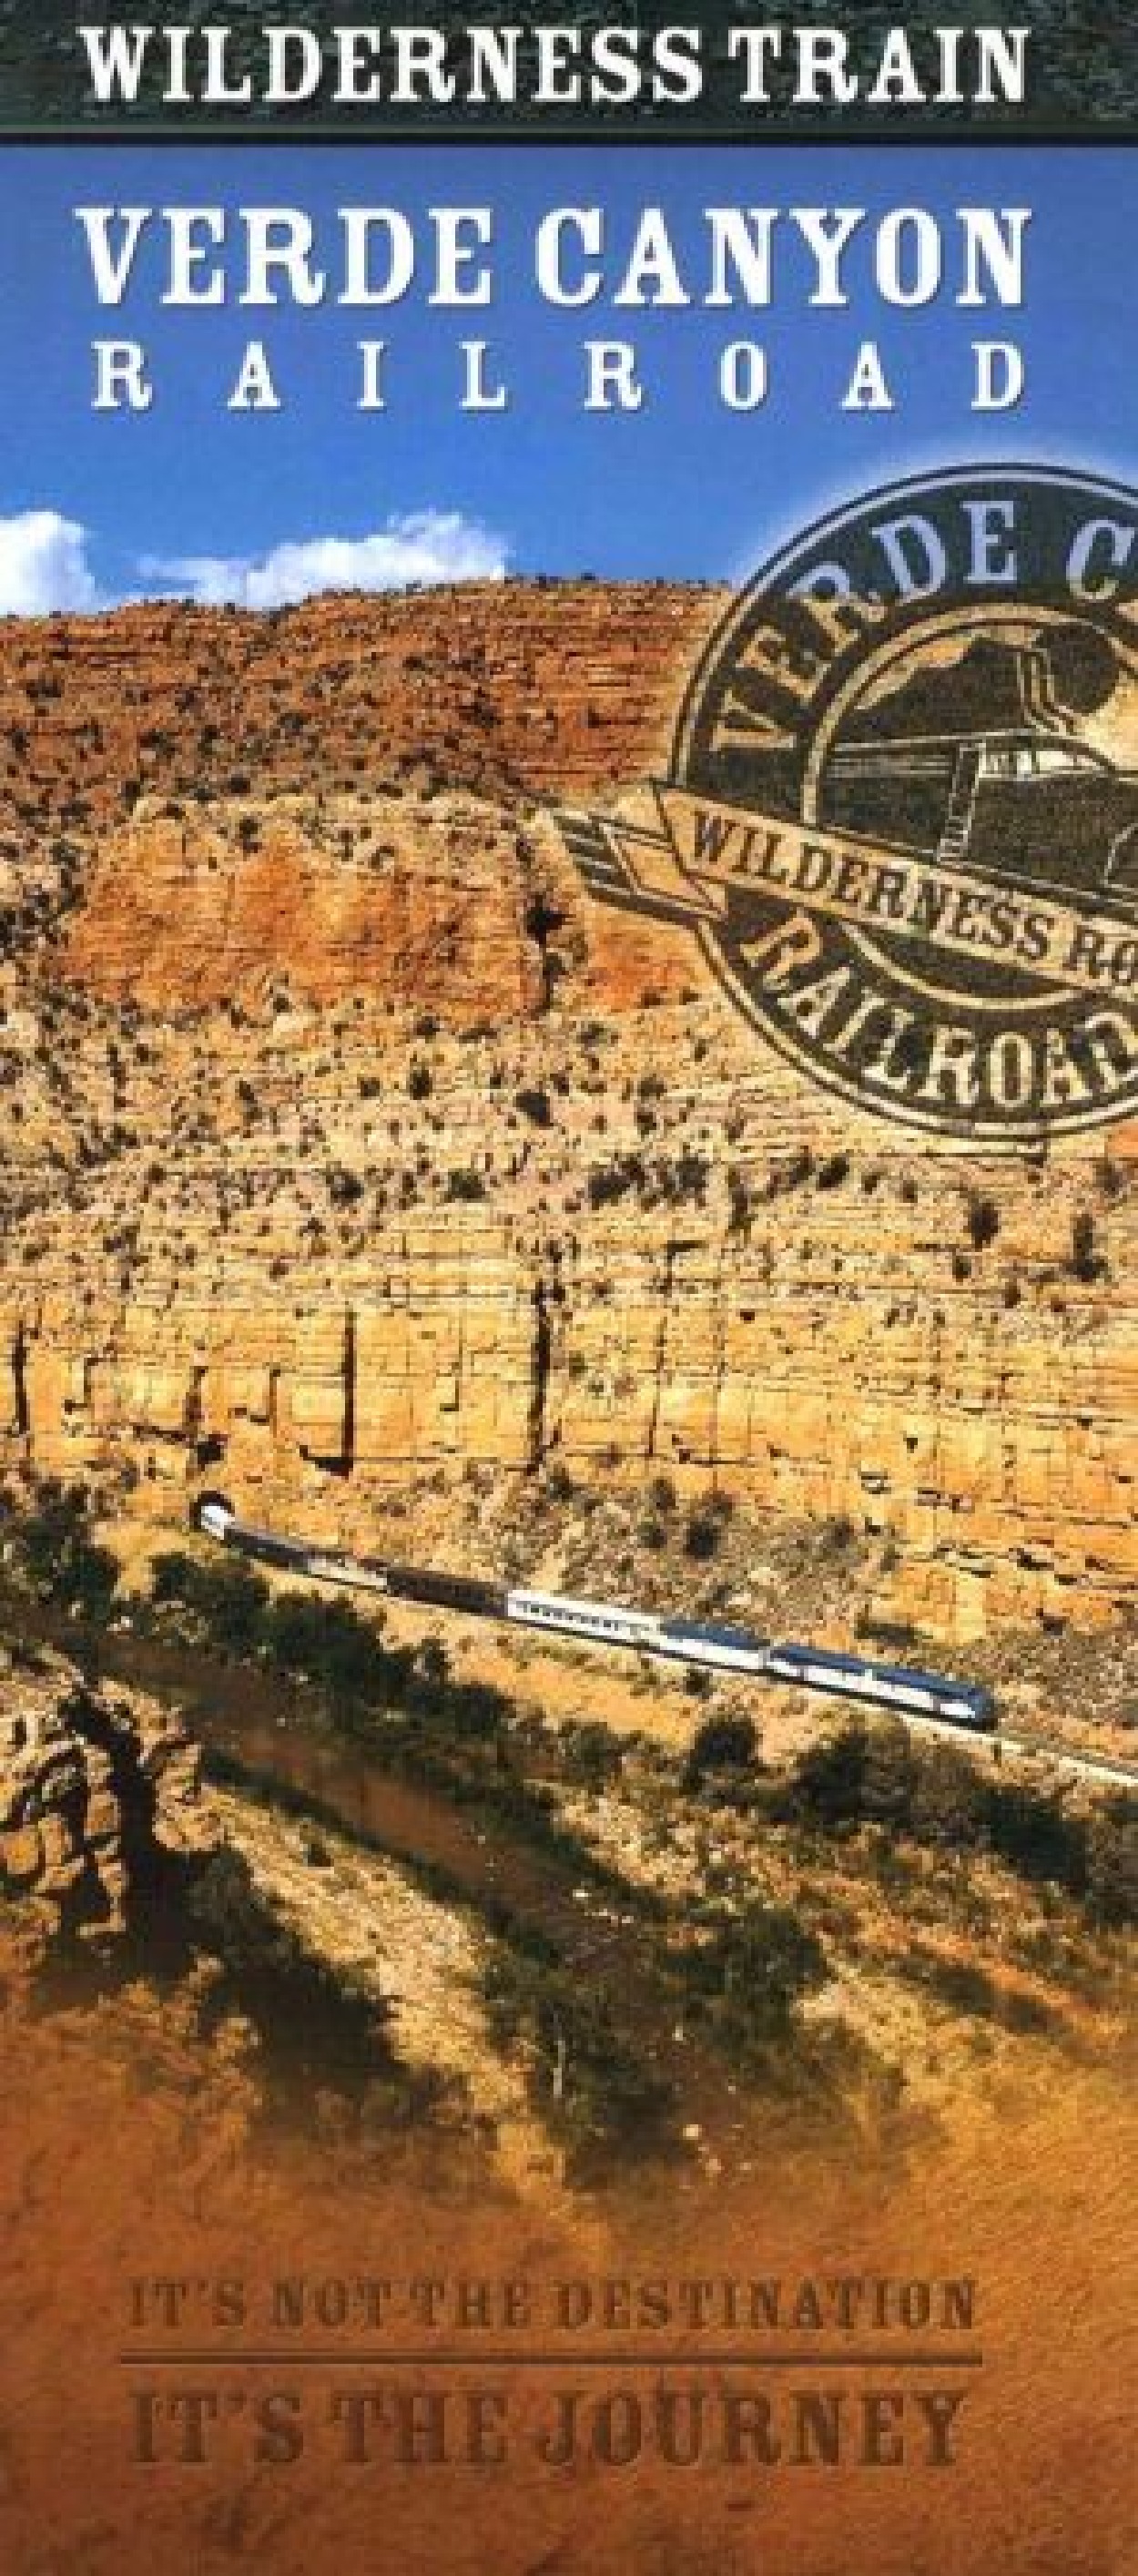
[
  {"xmin": 685, "ymin": 1713, "xmax": 758, "ymax": 1788},
  {"xmin": 1083, "ymin": 1800, "xmax": 1138, "ymax": 1927},
  {"xmin": 15, "ymin": 1481, "xmax": 118, "ymax": 1621},
  {"xmin": 859, "ymin": 1719, "xmax": 918, "ymax": 1830},
  {"xmin": 680, "ymin": 1903, "xmax": 828, "ymax": 2055},
  {"xmin": 908, "ymin": 1742, "xmax": 987, "ymax": 1848},
  {"xmin": 787, "ymin": 1723, "xmax": 869, "ymax": 1831}
]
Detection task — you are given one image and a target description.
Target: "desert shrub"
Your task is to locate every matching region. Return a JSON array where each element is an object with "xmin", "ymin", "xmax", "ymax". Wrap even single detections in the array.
[
  {"xmin": 1072, "ymin": 1210, "xmax": 1103, "ymax": 1280},
  {"xmin": 152, "ymin": 1552, "xmax": 269, "ymax": 1655},
  {"xmin": 664, "ymin": 1150, "xmax": 709, "ymax": 1205},
  {"xmin": 782, "ymin": 1716, "xmax": 1134, "ymax": 1924},
  {"xmin": 261, "ymin": 1593, "xmax": 391, "ymax": 1705},
  {"xmin": 9, "ymin": 1481, "xmax": 118, "ymax": 1621},
  {"xmin": 983, "ymin": 1777, "xmax": 1086, "ymax": 1889},
  {"xmin": 685, "ymin": 1713, "xmax": 758, "ymax": 1786},
  {"xmin": 819, "ymin": 1514, "xmax": 857, "ymax": 1554},
  {"xmin": 483, "ymin": 1950, "xmax": 673, "ymax": 2169},
  {"xmin": 683, "ymin": 1509, "xmax": 721, "ymax": 1562},
  {"xmin": 65, "ymin": 1539, "xmax": 119, "ymax": 1622},
  {"xmin": 785, "ymin": 1722, "xmax": 870, "ymax": 1833},
  {"xmin": 908, "ymin": 1741, "xmax": 990, "ymax": 1848},
  {"xmin": 965, "ymin": 1191, "xmax": 1001, "ymax": 1249},
  {"xmin": 676, "ymin": 1902, "xmax": 828, "ymax": 2056},
  {"xmin": 558, "ymin": 1720, "xmax": 624, "ymax": 1789},
  {"xmin": 1083, "ymin": 1800, "xmax": 1138, "ymax": 1927},
  {"xmin": 858, "ymin": 1718, "xmax": 918, "ymax": 1828},
  {"xmin": 515, "ymin": 1085, "xmax": 553, "ymax": 1127},
  {"xmin": 586, "ymin": 1153, "xmax": 645, "ymax": 1209},
  {"xmin": 151, "ymin": 1550, "xmax": 510, "ymax": 1744}
]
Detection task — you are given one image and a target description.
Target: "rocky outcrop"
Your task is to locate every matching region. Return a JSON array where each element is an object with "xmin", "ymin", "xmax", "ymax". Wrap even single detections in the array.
[
  {"xmin": 0, "ymin": 579, "xmax": 716, "ymax": 918},
  {"xmin": 0, "ymin": 1644, "xmax": 211, "ymax": 1944}
]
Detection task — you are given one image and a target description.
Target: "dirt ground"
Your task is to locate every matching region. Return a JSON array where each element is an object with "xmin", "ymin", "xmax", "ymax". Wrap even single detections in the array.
[{"xmin": 1, "ymin": 1944, "xmax": 1134, "ymax": 2576}]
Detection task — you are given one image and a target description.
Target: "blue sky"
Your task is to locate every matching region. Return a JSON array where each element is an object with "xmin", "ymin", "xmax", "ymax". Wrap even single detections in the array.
[{"xmin": 0, "ymin": 144, "xmax": 1133, "ymax": 606}]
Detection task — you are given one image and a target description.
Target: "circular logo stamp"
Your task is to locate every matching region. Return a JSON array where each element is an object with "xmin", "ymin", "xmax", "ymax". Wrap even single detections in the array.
[{"xmin": 565, "ymin": 465, "xmax": 1138, "ymax": 1143}]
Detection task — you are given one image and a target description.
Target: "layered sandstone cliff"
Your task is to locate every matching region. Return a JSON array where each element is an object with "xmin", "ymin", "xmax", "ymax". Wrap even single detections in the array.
[{"xmin": 0, "ymin": 583, "xmax": 1134, "ymax": 1643}]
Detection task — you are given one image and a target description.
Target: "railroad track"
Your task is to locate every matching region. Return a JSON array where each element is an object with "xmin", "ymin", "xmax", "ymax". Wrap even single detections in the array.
[
  {"xmin": 194, "ymin": 1497, "xmax": 1137, "ymax": 1797},
  {"xmin": 867, "ymin": 1705, "xmax": 1138, "ymax": 1792},
  {"xmin": 991, "ymin": 1730, "xmax": 1138, "ymax": 1793}
]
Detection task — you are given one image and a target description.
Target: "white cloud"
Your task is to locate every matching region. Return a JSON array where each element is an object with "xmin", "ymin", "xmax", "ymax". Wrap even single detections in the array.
[
  {"xmin": 0, "ymin": 510, "xmax": 101, "ymax": 616},
  {"xmin": 140, "ymin": 510, "xmax": 508, "ymax": 609}
]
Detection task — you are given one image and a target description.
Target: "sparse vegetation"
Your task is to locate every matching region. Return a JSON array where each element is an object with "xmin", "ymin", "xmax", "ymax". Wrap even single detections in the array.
[
  {"xmin": 965, "ymin": 1190, "xmax": 1001, "ymax": 1250},
  {"xmin": 683, "ymin": 1506, "xmax": 722, "ymax": 1562},
  {"xmin": 1072, "ymin": 1209, "xmax": 1104, "ymax": 1281},
  {"xmin": 684, "ymin": 1711, "xmax": 758, "ymax": 1787},
  {"xmin": 3, "ymin": 1481, "xmax": 118, "ymax": 1622},
  {"xmin": 444, "ymin": 1166, "xmax": 488, "ymax": 1204},
  {"xmin": 782, "ymin": 1718, "xmax": 1137, "ymax": 1923},
  {"xmin": 672, "ymin": 1902, "xmax": 828, "ymax": 2057},
  {"xmin": 149, "ymin": 1548, "xmax": 513, "ymax": 1743},
  {"xmin": 483, "ymin": 1949, "xmax": 676, "ymax": 2175}
]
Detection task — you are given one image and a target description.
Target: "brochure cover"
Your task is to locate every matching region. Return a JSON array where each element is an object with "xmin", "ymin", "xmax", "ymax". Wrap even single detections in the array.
[{"xmin": 0, "ymin": 12, "xmax": 1134, "ymax": 2575}]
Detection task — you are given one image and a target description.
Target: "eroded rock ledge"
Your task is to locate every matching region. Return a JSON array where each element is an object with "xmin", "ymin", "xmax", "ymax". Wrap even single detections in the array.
[{"xmin": 0, "ymin": 1643, "xmax": 210, "ymax": 1944}]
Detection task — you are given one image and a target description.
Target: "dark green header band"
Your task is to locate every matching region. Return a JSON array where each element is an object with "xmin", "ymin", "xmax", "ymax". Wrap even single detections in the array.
[{"xmin": 1, "ymin": 5, "xmax": 1133, "ymax": 139}]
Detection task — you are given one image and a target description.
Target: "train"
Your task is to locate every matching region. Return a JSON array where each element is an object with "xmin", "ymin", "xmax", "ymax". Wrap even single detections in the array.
[{"xmin": 192, "ymin": 1493, "xmax": 996, "ymax": 1732}]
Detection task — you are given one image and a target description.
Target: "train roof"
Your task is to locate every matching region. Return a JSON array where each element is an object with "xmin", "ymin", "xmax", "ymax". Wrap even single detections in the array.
[
  {"xmin": 510, "ymin": 1586, "xmax": 659, "ymax": 1626},
  {"xmin": 769, "ymin": 1641, "xmax": 988, "ymax": 1698},
  {"xmin": 661, "ymin": 1618, "xmax": 764, "ymax": 1650},
  {"xmin": 828, "ymin": 726, "xmax": 1112, "ymax": 771}
]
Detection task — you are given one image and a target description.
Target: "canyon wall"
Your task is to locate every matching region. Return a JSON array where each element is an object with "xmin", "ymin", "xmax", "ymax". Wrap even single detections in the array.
[{"xmin": 0, "ymin": 583, "xmax": 1134, "ymax": 1643}]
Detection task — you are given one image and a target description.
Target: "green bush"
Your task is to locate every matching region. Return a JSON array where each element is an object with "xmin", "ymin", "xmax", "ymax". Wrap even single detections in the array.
[
  {"xmin": 483, "ymin": 1950, "xmax": 674, "ymax": 2168},
  {"xmin": 150, "ymin": 1548, "xmax": 510, "ymax": 1744},
  {"xmin": 683, "ymin": 1510, "xmax": 720, "ymax": 1562},
  {"xmin": 10, "ymin": 1481, "xmax": 118, "ymax": 1620},
  {"xmin": 685, "ymin": 1713, "xmax": 758, "ymax": 1787},
  {"xmin": 782, "ymin": 1716, "xmax": 1137, "ymax": 1925},
  {"xmin": 1083, "ymin": 1800, "xmax": 1138, "ymax": 1926},
  {"xmin": 152, "ymin": 1551, "xmax": 269, "ymax": 1655},
  {"xmin": 676, "ymin": 1902, "xmax": 828, "ymax": 2057},
  {"xmin": 514, "ymin": 1085, "xmax": 553, "ymax": 1127}
]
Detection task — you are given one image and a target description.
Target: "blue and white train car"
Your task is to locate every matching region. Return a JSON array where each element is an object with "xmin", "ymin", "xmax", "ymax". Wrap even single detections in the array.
[
  {"xmin": 656, "ymin": 1617, "xmax": 767, "ymax": 1675},
  {"xmin": 763, "ymin": 1641, "xmax": 995, "ymax": 1730}
]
